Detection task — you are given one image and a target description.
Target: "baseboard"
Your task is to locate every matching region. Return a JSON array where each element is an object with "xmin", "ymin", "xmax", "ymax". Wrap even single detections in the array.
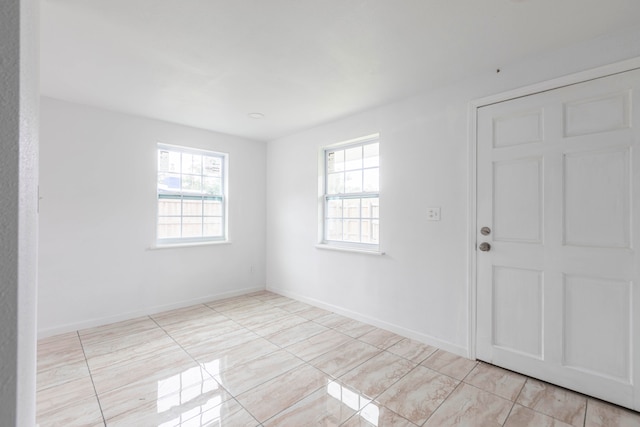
[
  {"xmin": 268, "ymin": 286, "xmax": 469, "ymax": 358},
  {"xmin": 38, "ymin": 285, "xmax": 265, "ymax": 339}
]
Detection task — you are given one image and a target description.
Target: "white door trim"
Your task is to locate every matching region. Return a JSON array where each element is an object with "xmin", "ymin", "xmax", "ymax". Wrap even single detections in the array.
[{"xmin": 467, "ymin": 56, "xmax": 640, "ymax": 360}]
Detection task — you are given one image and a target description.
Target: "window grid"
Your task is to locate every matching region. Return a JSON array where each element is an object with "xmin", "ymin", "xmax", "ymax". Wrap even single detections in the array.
[
  {"xmin": 323, "ymin": 138, "xmax": 379, "ymax": 248},
  {"xmin": 157, "ymin": 144, "xmax": 226, "ymax": 244}
]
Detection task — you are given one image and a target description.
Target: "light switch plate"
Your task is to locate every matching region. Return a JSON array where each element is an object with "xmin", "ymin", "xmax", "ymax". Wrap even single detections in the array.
[{"xmin": 426, "ymin": 207, "xmax": 441, "ymax": 221}]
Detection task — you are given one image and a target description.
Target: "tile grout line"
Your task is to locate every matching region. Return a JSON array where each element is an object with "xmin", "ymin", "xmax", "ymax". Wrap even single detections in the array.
[
  {"xmin": 76, "ymin": 330, "xmax": 108, "ymax": 427},
  {"xmin": 150, "ymin": 305, "xmax": 264, "ymax": 426}
]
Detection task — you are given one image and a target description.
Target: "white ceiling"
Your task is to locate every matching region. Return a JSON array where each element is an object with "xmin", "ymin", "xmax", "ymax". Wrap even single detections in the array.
[{"xmin": 40, "ymin": 0, "xmax": 640, "ymax": 141}]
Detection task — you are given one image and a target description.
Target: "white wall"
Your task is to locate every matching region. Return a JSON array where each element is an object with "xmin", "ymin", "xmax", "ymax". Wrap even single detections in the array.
[
  {"xmin": 266, "ymin": 26, "xmax": 640, "ymax": 356},
  {"xmin": 38, "ymin": 97, "xmax": 266, "ymax": 337},
  {"xmin": 0, "ymin": 0, "xmax": 39, "ymax": 425}
]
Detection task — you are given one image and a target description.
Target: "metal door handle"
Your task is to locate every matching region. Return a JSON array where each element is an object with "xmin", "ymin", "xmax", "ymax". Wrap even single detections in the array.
[{"xmin": 479, "ymin": 242, "xmax": 491, "ymax": 252}]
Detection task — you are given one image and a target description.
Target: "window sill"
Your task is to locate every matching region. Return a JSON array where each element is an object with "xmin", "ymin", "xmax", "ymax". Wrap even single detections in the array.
[
  {"xmin": 315, "ymin": 244, "xmax": 385, "ymax": 256},
  {"xmin": 148, "ymin": 240, "xmax": 231, "ymax": 250}
]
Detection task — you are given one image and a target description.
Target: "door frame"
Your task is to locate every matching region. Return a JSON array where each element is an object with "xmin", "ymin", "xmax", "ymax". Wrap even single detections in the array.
[{"xmin": 467, "ymin": 56, "xmax": 640, "ymax": 360}]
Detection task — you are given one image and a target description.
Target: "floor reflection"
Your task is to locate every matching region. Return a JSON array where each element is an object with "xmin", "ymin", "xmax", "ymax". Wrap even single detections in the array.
[
  {"xmin": 327, "ymin": 380, "xmax": 380, "ymax": 426},
  {"xmin": 155, "ymin": 365, "xmax": 224, "ymax": 426}
]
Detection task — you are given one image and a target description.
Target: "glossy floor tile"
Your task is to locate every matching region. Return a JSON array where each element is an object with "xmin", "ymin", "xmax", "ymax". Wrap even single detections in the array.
[{"xmin": 36, "ymin": 291, "xmax": 640, "ymax": 426}]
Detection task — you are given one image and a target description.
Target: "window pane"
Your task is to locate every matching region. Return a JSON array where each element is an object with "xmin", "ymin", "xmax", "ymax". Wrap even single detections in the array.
[
  {"xmin": 344, "ymin": 199, "xmax": 360, "ymax": 218},
  {"xmin": 327, "ymin": 150, "xmax": 344, "ymax": 173},
  {"xmin": 326, "ymin": 219, "xmax": 343, "ymax": 241},
  {"xmin": 182, "ymin": 175, "xmax": 202, "ymax": 193},
  {"xmin": 363, "ymin": 143, "xmax": 379, "ymax": 168},
  {"xmin": 182, "ymin": 199, "xmax": 203, "ymax": 216},
  {"xmin": 158, "ymin": 150, "xmax": 181, "ymax": 173},
  {"xmin": 361, "ymin": 219, "xmax": 379, "ymax": 244},
  {"xmin": 158, "ymin": 216, "xmax": 181, "ymax": 239},
  {"xmin": 203, "ymin": 156, "xmax": 222, "ymax": 176},
  {"xmin": 327, "ymin": 199, "xmax": 342, "ymax": 218},
  {"xmin": 363, "ymin": 168, "xmax": 379, "ymax": 192},
  {"xmin": 361, "ymin": 220, "xmax": 372, "ymax": 244},
  {"xmin": 182, "ymin": 217, "xmax": 203, "ymax": 238},
  {"xmin": 204, "ymin": 217, "xmax": 222, "ymax": 237},
  {"xmin": 158, "ymin": 173, "xmax": 181, "ymax": 192},
  {"xmin": 203, "ymin": 199, "xmax": 222, "ymax": 216},
  {"xmin": 362, "ymin": 198, "xmax": 379, "ymax": 219},
  {"xmin": 204, "ymin": 177, "xmax": 222, "ymax": 195},
  {"xmin": 343, "ymin": 219, "xmax": 360, "ymax": 242},
  {"xmin": 327, "ymin": 173, "xmax": 344, "ymax": 194},
  {"xmin": 182, "ymin": 153, "xmax": 202, "ymax": 175},
  {"xmin": 345, "ymin": 146, "xmax": 362, "ymax": 170},
  {"xmin": 345, "ymin": 170, "xmax": 362, "ymax": 193},
  {"xmin": 158, "ymin": 198, "xmax": 181, "ymax": 216}
]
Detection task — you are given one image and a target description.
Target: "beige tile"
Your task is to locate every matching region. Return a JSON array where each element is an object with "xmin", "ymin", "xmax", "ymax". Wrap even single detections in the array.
[
  {"xmin": 207, "ymin": 296, "xmax": 264, "ymax": 312},
  {"xmin": 150, "ymin": 303, "xmax": 218, "ymax": 327},
  {"xmin": 248, "ymin": 313, "xmax": 308, "ymax": 337},
  {"xmin": 168, "ymin": 319, "xmax": 243, "ymax": 347},
  {"xmin": 314, "ymin": 313, "xmax": 352, "ymax": 328},
  {"xmin": 421, "ymin": 349, "xmax": 477, "ymax": 380},
  {"xmin": 79, "ymin": 316, "xmax": 159, "ymax": 343},
  {"xmin": 37, "ymin": 331, "xmax": 80, "ymax": 349},
  {"xmin": 237, "ymin": 364, "xmax": 329, "ymax": 422},
  {"xmin": 334, "ymin": 319, "xmax": 378, "ymax": 339},
  {"xmin": 517, "ymin": 379, "xmax": 587, "ymax": 426},
  {"xmin": 358, "ymin": 329, "xmax": 404, "ymax": 350},
  {"xmin": 100, "ymin": 369, "xmax": 231, "ymax": 424},
  {"xmin": 464, "ymin": 363, "xmax": 526, "ymax": 401},
  {"xmin": 343, "ymin": 403, "xmax": 419, "ymax": 427},
  {"xmin": 214, "ymin": 349, "xmax": 304, "ymax": 396},
  {"xmin": 424, "ymin": 383, "xmax": 512, "ymax": 426},
  {"xmin": 156, "ymin": 307, "xmax": 237, "ymax": 335},
  {"xmin": 339, "ymin": 351, "xmax": 415, "ymax": 400},
  {"xmin": 37, "ymin": 359, "xmax": 90, "ymax": 391},
  {"xmin": 180, "ymin": 328, "xmax": 260, "ymax": 360},
  {"xmin": 263, "ymin": 386, "xmax": 357, "ymax": 426},
  {"xmin": 233, "ymin": 307, "xmax": 292, "ymax": 329},
  {"xmin": 85, "ymin": 333, "xmax": 179, "ymax": 371},
  {"xmin": 309, "ymin": 339, "xmax": 381, "ymax": 378},
  {"xmin": 297, "ymin": 306, "xmax": 332, "ymax": 320},
  {"xmin": 91, "ymin": 347, "xmax": 197, "ymax": 395},
  {"xmin": 195, "ymin": 337, "xmax": 280, "ymax": 375},
  {"xmin": 81, "ymin": 326, "xmax": 169, "ymax": 359},
  {"xmin": 266, "ymin": 320, "xmax": 329, "ymax": 347},
  {"xmin": 180, "ymin": 398, "xmax": 260, "ymax": 427},
  {"xmin": 37, "ymin": 335, "xmax": 86, "ymax": 373},
  {"xmin": 37, "ymin": 375, "xmax": 96, "ymax": 416},
  {"xmin": 278, "ymin": 300, "xmax": 312, "ymax": 313},
  {"xmin": 260, "ymin": 295, "xmax": 294, "ymax": 306},
  {"xmin": 222, "ymin": 305, "xmax": 283, "ymax": 322},
  {"xmin": 386, "ymin": 338, "xmax": 437, "ymax": 364},
  {"xmin": 285, "ymin": 329, "xmax": 354, "ymax": 361},
  {"xmin": 585, "ymin": 398, "xmax": 640, "ymax": 427},
  {"xmin": 36, "ymin": 394, "xmax": 103, "ymax": 427},
  {"xmin": 505, "ymin": 404, "xmax": 574, "ymax": 427},
  {"xmin": 376, "ymin": 365, "xmax": 459, "ymax": 425}
]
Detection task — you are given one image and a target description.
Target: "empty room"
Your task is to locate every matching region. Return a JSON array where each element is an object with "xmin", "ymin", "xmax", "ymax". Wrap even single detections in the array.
[{"xmin": 4, "ymin": 0, "xmax": 640, "ymax": 426}]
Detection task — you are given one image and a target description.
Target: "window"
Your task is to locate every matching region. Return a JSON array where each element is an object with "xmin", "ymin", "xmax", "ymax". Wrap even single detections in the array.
[
  {"xmin": 157, "ymin": 144, "xmax": 227, "ymax": 244},
  {"xmin": 323, "ymin": 136, "xmax": 379, "ymax": 249}
]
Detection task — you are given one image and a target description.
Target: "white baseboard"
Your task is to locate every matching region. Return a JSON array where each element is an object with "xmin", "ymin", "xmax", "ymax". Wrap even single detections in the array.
[
  {"xmin": 38, "ymin": 285, "xmax": 265, "ymax": 339},
  {"xmin": 267, "ymin": 286, "xmax": 469, "ymax": 359}
]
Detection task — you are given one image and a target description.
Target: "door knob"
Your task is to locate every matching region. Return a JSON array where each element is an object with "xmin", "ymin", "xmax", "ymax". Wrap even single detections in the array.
[
  {"xmin": 480, "ymin": 226, "xmax": 491, "ymax": 236},
  {"xmin": 479, "ymin": 242, "xmax": 491, "ymax": 252}
]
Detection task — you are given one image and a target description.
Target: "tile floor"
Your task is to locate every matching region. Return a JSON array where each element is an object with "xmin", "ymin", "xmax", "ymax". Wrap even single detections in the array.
[{"xmin": 37, "ymin": 291, "xmax": 640, "ymax": 426}]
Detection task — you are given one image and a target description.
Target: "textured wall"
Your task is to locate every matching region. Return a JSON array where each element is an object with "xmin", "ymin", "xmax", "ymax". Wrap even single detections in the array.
[{"xmin": 0, "ymin": 0, "xmax": 39, "ymax": 425}]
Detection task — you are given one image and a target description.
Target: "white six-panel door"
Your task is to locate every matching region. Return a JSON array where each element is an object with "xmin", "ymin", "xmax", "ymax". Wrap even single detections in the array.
[{"xmin": 476, "ymin": 68, "xmax": 640, "ymax": 410}]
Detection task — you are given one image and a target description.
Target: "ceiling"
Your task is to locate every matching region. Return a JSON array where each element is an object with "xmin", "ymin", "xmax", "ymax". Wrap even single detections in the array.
[{"xmin": 40, "ymin": 0, "xmax": 640, "ymax": 141}]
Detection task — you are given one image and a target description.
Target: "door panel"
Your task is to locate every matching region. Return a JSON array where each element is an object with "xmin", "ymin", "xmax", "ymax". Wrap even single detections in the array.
[{"xmin": 476, "ymin": 68, "xmax": 640, "ymax": 411}]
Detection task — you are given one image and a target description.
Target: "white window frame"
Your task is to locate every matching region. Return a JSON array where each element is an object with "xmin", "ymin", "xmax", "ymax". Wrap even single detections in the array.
[
  {"xmin": 156, "ymin": 143, "xmax": 228, "ymax": 246},
  {"xmin": 319, "ymin": 134, "xmax": 380, "ymax": 253}
]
